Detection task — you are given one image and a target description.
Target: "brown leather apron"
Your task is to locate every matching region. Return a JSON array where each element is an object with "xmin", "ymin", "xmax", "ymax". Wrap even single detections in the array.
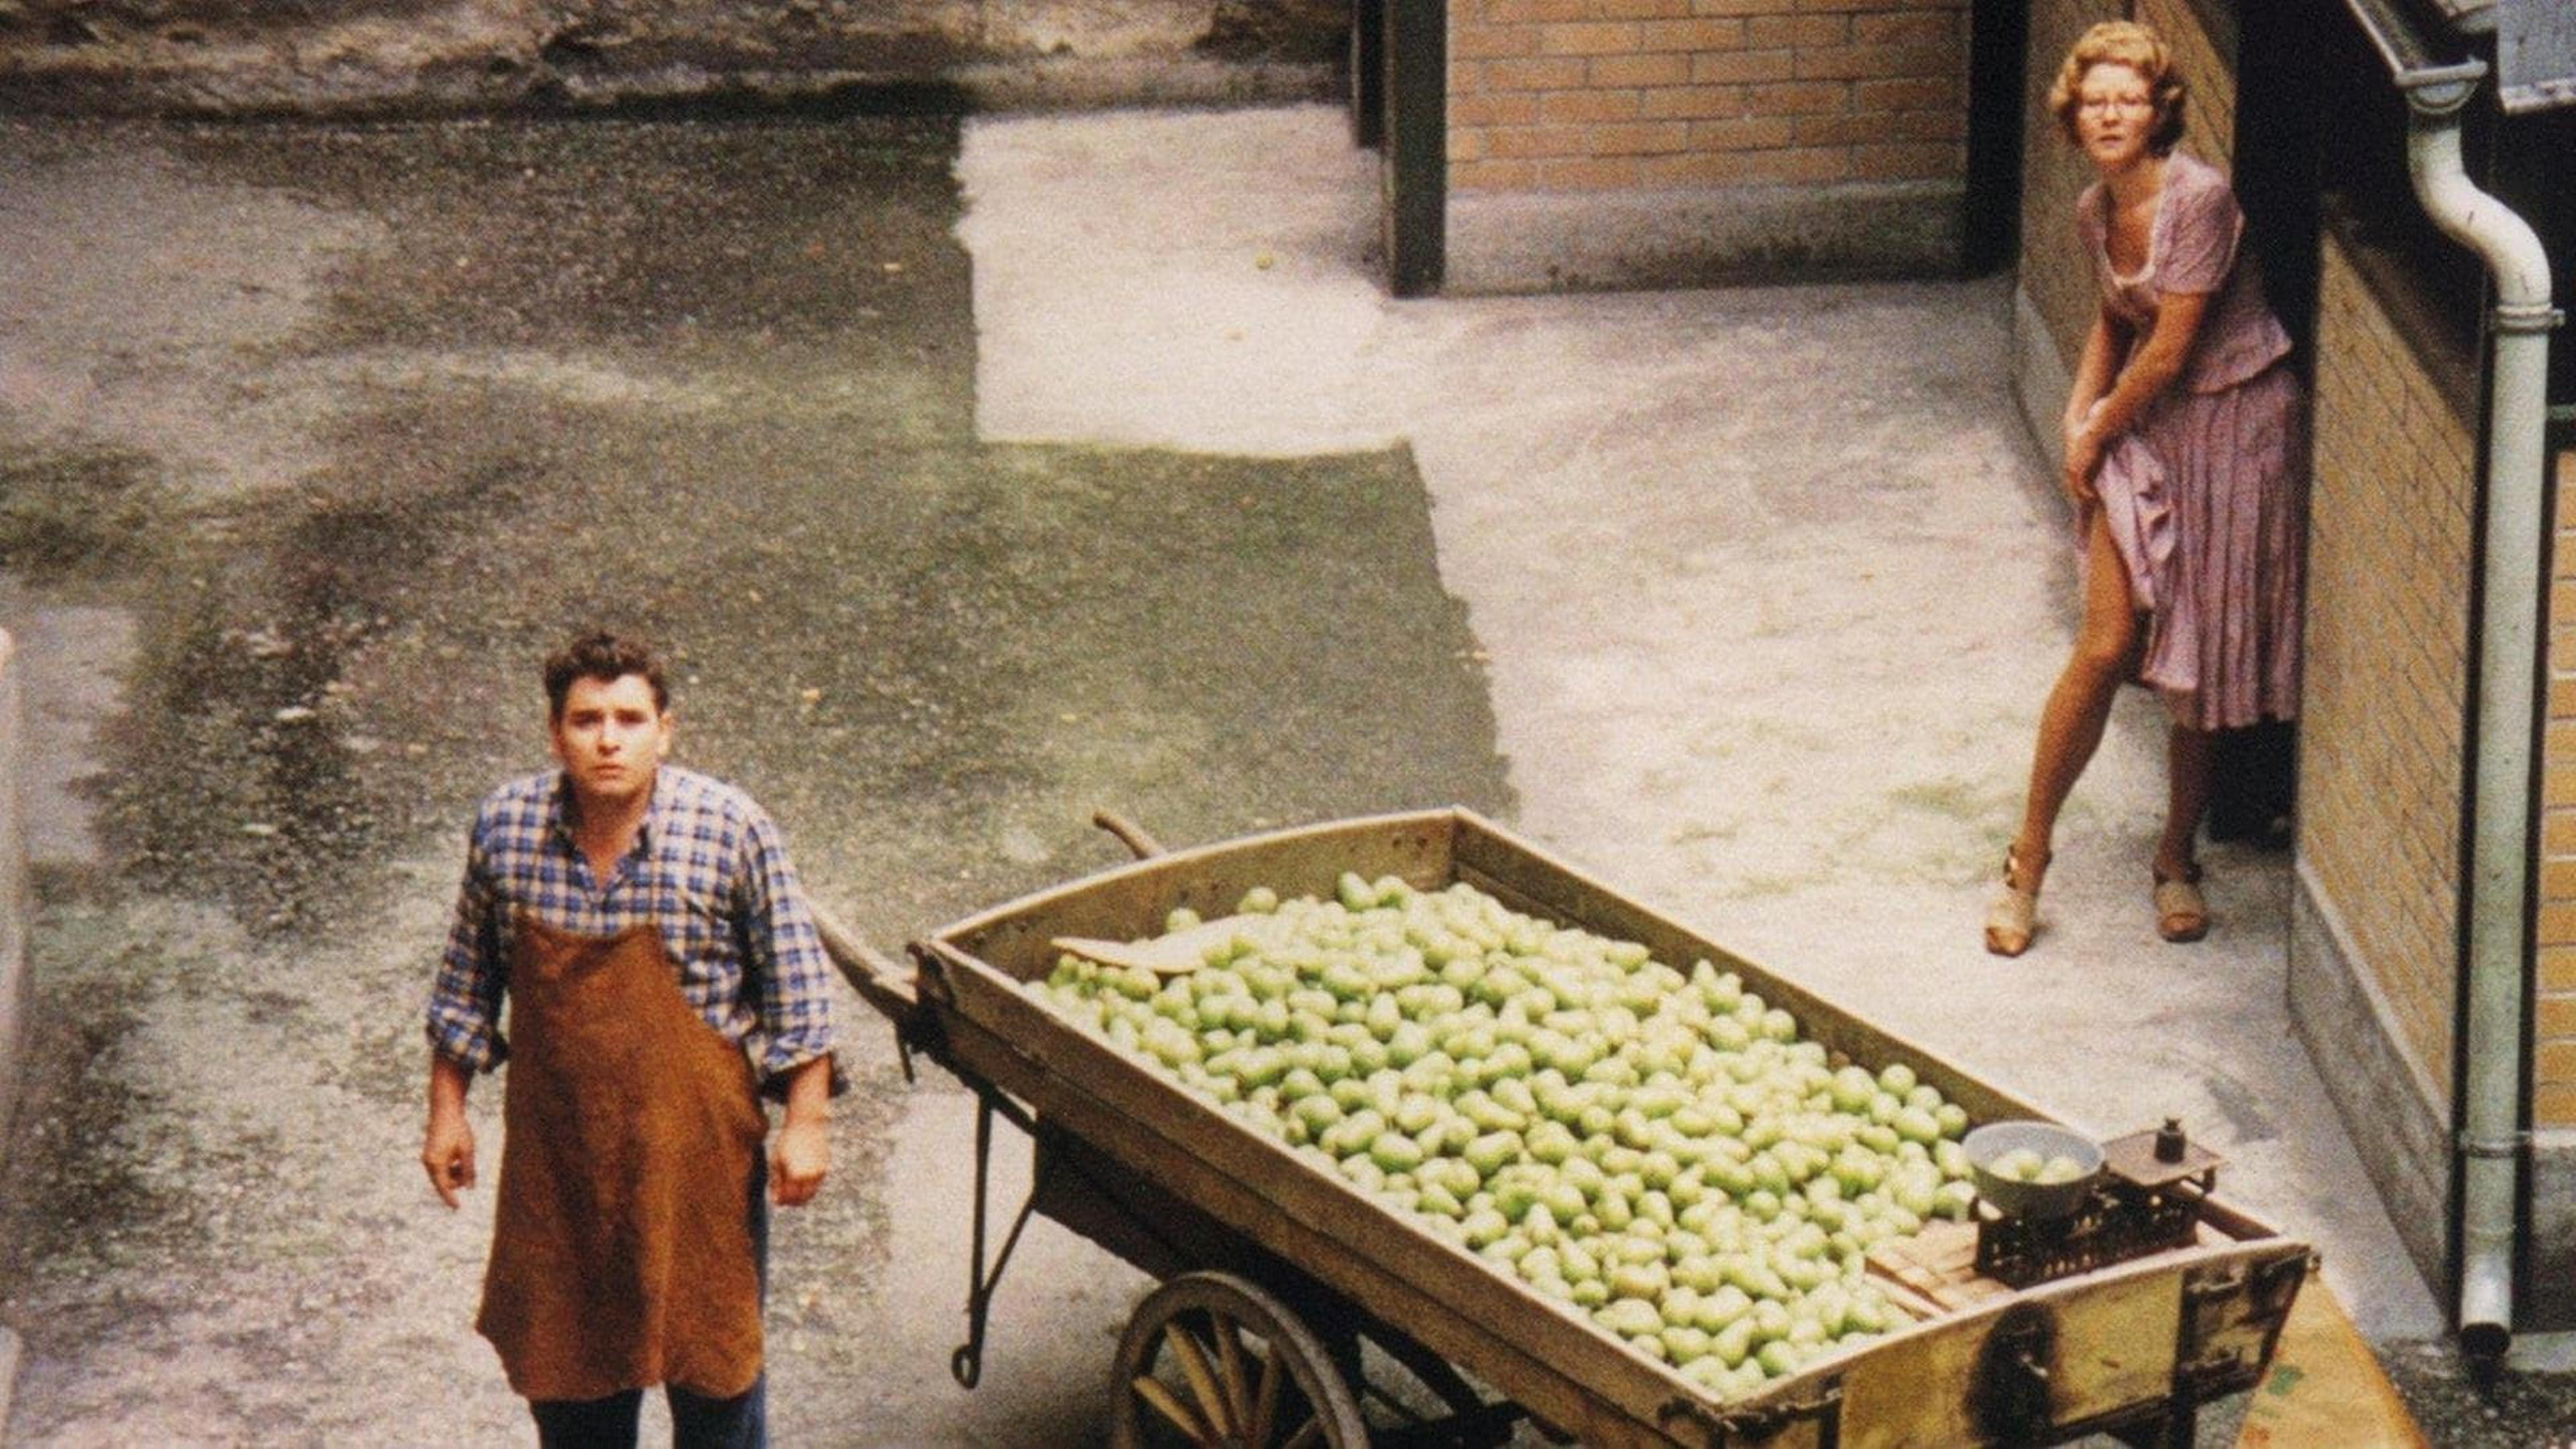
[{"xmin": 477, "ymin": 914, "xmax": 767, "ymax": 1402}]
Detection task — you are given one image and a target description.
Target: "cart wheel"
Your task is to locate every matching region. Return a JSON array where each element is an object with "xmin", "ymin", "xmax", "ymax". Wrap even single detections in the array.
[{"xmin": 1110, "ymin": 1271, "xmax": 1368, "ymax": 1449}]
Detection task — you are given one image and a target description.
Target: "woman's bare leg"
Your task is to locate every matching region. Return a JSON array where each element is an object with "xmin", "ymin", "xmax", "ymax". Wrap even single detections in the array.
[
  {"xmin": 2008, "ymin": 514, "xmax": 2141, "ymax": 892},
  {"xmin": 2156, "ymin": 722, "xmax": 2212, "ymax": 879}
]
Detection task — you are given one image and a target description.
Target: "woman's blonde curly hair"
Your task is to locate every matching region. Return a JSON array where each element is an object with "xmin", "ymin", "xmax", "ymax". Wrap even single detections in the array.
[{"xmin": 2047, "ymin": 20, "xmax": 2188, "ymax": 156}]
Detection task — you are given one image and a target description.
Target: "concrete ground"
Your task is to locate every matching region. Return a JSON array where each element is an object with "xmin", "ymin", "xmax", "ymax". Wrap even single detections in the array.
[
  {"xmin": 0, "ymin": 99, "xmax": 2557, "ymax": 1444},
  {"xmin": 960, "ymin": 105, "xmax": 2442, "ymax": 1334}
]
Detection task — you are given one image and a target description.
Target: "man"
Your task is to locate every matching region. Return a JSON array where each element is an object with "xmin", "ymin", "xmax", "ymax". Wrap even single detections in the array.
[{"xmin": 422, "ymin": 631, "xmax": 837, "ymax": 1448}]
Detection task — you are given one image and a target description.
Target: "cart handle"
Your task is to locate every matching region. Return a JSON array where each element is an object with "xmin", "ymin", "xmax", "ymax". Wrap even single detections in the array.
[
  {"xmin": 808, "ymin": 896, "xmax": 919, "ymax": 1018},
  {"xmin": 1091, "ymin": 809, "xmax": 1167, "ymax": 861}
]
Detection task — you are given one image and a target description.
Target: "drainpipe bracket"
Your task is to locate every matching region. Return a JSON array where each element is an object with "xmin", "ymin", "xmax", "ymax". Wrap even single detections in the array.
[
  {"xmin": 2460, "ymin": 1130, "xmax": 2531, "ymax": 1160},
  {"xmin": 2494, "ymin": 302, "xmax": 2565, "ymax": 335},
  {"xmin": 2401, "ymin": 72, "xmax": 2486, "ymax": 115}
]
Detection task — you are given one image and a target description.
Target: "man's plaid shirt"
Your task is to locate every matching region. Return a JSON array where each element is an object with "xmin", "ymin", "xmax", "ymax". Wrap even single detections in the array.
[{"xmin": 426, "ymin": 763, "xmax": 836, "ymax": 1093}]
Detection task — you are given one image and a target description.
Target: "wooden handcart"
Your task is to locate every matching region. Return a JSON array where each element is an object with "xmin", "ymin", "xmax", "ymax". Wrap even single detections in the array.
[{"xmin": 822, "ymin": 809, "xmax": 2311, "ymax": 1448}]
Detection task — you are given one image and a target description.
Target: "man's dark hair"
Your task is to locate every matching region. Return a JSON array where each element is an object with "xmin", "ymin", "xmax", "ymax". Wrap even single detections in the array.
[{"xmin": 543, "ymin": 632, "xmax": 670, "ymax": 719}]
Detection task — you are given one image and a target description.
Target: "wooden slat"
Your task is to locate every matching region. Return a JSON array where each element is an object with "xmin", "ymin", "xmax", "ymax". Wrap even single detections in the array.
[{"xmin": 926, "ymin": 1008, "xmax": 1688, "ymax": 1446}]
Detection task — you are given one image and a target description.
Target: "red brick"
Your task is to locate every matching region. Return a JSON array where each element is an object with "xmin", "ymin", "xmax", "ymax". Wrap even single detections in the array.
[
  {"xmin": 1748, "ymin": 13, "xmax": 1849, "ymax": 48},
  {"xmin": 1856, "ymin": 74, "xmax": 1956, "ymax": 109},
  {"xmin": 2541, "ymin": 1039, "xmax": 2576, "ymax": 1087},
  {"xmin": 1856, "ymin": 11, "xmax": 1960, "ymax": 44},
  {"xmin": 1539, "ymin": 21, "xmax": 1644, "ymax": 54},
  {"xmin": 1485, "ymin": 56, "xmax": 1591, "ymax": 88},
  {"xmin": 1585, "ymin": 119, "xmax": 1693, "ymax": 153},
  {"xmin": 1452, "ymin": 91, "xmax": 1542, "ymax": 127},
  {"xmin": 1641, "ymin": 85, "xmax": 1750, "ymax": 119},
  {"xmin": 1453, "ymin": 24, "xmax": 1543, "ymax": 60},
  {"xmin": 1639, "ymin": 17, "xmax": 1750, "ymax": 49},
  {"xmin": 1596, "ymin": 0, "xmax": 1695, "ymax": 16},
  {"xmin": 1743, "ymin": 79, "xmax": 1850, "ymax": 114},
  {"xmin": 2544, "ymin": 901, "xmax": 2576, "ymax": 946},
  {"xmin": 1692, "ymin": 49, "xmax": 1797, "ymax": 83},
  {"xmin": 1796, "ymin": 109, "xmax": 1962, "ymax": 144},
  {"xmin": 2538, "ymin": 1083, "xmax": 2576, "ymax": 1130},
  {"xmin": 2542, "ymin": 858, "xmax": 2576, "ymax": 901},
  {"xmin": 1485, "ymin": 124, "xmax": 1601, "ymax": 158},
  {"xmin": 1449, "ymin": 130, "xmax": 1489, "ymax": 162},
  {"xmin": 1794, "ymin": 40, "xmax": 1959, "ymax": 80},
  {"xmin": 1853, "ymin": 140, "xmax": 1961, "ymax": 178},
  {"xmin": 2538, "ymin": 994, "xmax": 2576, "ymax": 1039},
  {"xmin": 1692, "ymin": 0, "xmax": 1790, "ymax": 13},
  {"xmin": 1591, "ymin": 52, "xmax": 1694, "ymax": 85},
  {"xmin": 1686, "ymin": 114, "xmax": 1798, "ymax": 149},
  {"xmin": 1482, "ymin": 0, "xmax": 1593, "ymax": 19},
  {"xmin": 1536, "ymin": 155, "xmax": 1648, "ymax": 189},
  {"xmin": 1641, "ymin": 145, "xmax": 1850, "ymax": 185},
  {"xmin": 1541, "ymin": 87, "xmax": 1646, "ymax": 123},
  {"xmin": 1451, "ymin": 158, "xmax": 1540, "ymax": 190}
]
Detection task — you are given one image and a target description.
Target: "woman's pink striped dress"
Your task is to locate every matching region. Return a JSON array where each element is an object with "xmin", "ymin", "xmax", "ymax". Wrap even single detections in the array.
[{"xmin": 2079, "ymin": 150, "xmax": 2306, "ymax": 732}]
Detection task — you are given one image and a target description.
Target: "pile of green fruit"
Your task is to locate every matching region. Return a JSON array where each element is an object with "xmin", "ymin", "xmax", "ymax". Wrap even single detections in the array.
[{"xmin": 1033, "ymin": 873, "xmax": 1980, "ymax": 1399}]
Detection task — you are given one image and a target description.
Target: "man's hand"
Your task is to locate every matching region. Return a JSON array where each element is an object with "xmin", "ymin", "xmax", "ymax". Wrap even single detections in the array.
[
  {"xmin": 423, "ymin": 1110, "xmax": 476, "ymax": 1208},
  {"xmin": 423, "ymin": 1053, "xmax": 476, "ymax": 1208},
  {"xmin": 769, "ymin": 1119, "xmax": 830, "ymax": 1206},
  {"xmin": 770, "ymin": 1054, "xmax": 833, "ymax": 1206}
]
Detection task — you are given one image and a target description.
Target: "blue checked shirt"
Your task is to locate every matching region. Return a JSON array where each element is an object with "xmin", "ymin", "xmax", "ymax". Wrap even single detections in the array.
[{"xmin": 427, "ymin": 764, "xmax": 837, "ymax": 1094}]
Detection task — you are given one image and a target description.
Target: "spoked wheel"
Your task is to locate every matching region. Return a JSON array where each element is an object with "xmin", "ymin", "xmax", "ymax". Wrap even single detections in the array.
[{"xmin": 1110, "ymin": 1271, "xmax": 1369, "ymax": 1449}]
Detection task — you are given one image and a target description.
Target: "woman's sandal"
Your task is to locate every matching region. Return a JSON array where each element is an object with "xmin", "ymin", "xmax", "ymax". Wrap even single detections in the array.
[
  {"xmin": 1984, "ymin": 846, "xmax": 2047, "ymax": 957},
  {"xmin": 2153, "ymin": 861, "xmax": 2208, "ymax": 943}
]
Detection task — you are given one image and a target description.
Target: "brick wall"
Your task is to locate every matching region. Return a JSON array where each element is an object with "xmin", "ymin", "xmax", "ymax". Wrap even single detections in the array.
[
  {"xmin": 2538, "ymin": 446, "xmax": 2576, "ymax": 1126},
  {"xmin": 2300, "ymin": 229, "xmax": 2477, "ymax": 1100},
  {"xmin": 1447, "ymin": 0, "xmax": 1970, "ymax": 196}
]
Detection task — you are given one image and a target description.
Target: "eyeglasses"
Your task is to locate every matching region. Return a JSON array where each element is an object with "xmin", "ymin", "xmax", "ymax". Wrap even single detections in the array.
[{"xmin": 2078, "ymin": 95, "xmax": 2155, "ymax": 114}]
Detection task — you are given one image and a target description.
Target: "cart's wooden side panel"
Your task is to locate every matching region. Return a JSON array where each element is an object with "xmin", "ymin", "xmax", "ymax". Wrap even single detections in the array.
[
  {"xmin": 924, "ymin": 995, "xmax": 1697, "ymax": 1447},
  {"xmin": 2046, "ymin": 1268, "xmax": 2184, "ymax": 1424},
  {"xmin": 1830, "ymin": 1236, "xmax": 2305, "ymax": 1447}
]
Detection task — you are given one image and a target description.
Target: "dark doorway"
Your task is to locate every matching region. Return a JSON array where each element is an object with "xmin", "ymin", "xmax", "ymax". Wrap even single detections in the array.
[
  {"xmin": 2206, "ymin": 0, "xmax": 2328, "ymax": 848},
  {"xmin": 1962, "ymin": 0, "xmax": 2029, "ymax": 276}
]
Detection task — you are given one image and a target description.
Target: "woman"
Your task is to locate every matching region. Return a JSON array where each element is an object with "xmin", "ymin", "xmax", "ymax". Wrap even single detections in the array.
[{"xmin": 1985, "ymin": 21, "xmax": 2305, "ymax": 957}]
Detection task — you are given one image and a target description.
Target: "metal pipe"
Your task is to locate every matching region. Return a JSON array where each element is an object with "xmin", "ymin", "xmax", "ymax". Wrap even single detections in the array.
[{"xmin": 2348, "ymin": 0, "xmax": 2563, "ymax": 1362}]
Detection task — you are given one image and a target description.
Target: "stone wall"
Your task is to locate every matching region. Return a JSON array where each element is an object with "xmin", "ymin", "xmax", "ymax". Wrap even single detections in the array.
[{"xmin": 0, "ymin": 0, "xmax": 1348, "ymax": 113}]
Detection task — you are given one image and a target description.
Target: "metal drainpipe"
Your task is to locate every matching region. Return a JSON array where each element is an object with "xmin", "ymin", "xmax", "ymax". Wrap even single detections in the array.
[{"xmin": 2345, "ymin": 0, "xmax": 2563, "ymax": 1366}]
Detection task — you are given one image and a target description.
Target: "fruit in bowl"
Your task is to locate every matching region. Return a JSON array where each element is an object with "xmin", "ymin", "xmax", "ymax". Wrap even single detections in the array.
[{"xmin": 1964, "ymin": 1122, "xmax": 2103, "ymax": 1220}]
